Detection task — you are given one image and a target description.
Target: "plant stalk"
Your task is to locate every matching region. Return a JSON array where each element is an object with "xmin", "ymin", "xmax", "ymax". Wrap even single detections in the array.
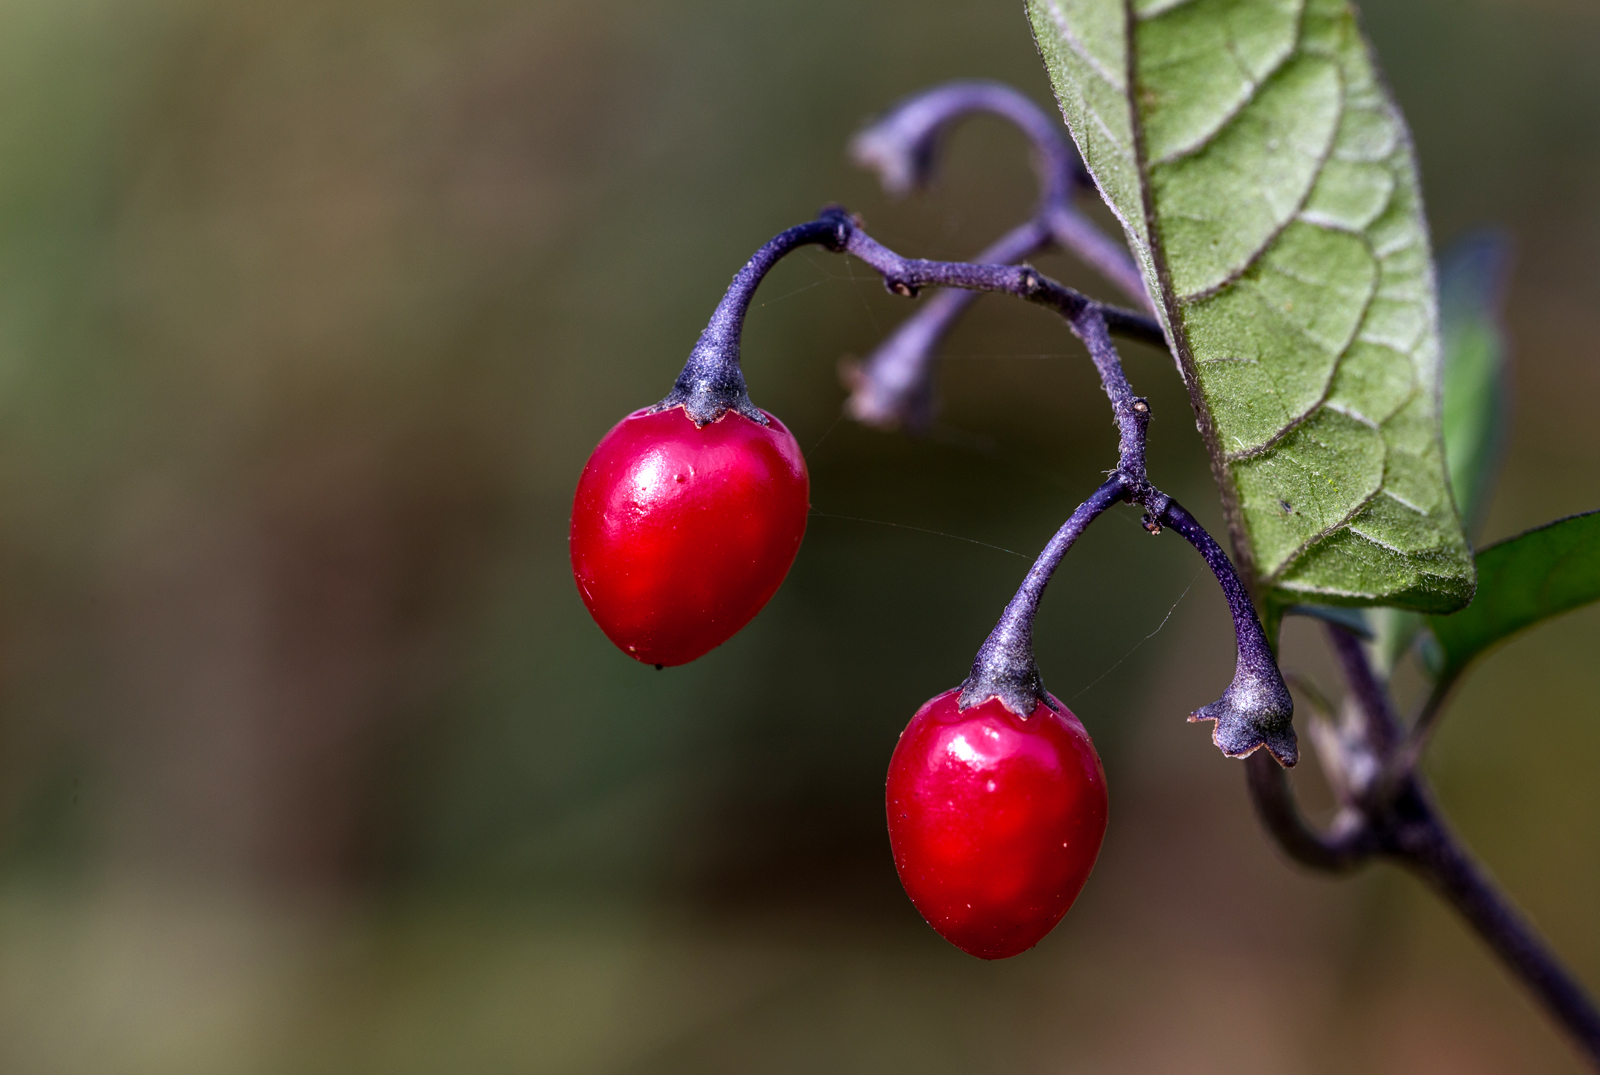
[{"xmin": 1249, "ymin": 625, "xmax": 1600, "ymax": 1068}]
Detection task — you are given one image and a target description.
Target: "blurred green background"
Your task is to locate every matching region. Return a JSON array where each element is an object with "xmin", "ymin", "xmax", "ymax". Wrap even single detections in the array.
[{"xmin": 0, "ymin": 0, "xmax": 1595, "ymax": 1071}]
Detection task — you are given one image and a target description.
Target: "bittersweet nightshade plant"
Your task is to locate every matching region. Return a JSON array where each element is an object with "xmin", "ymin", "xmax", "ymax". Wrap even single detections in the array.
[
  {"xmin": 571, "ymin": 2, "xmax": 1600, "ymax": 1065},
  {"xmin": 570, "ymin": 406, "xmax": 808, "ymax": 667},
  {"xmin": 887, "ymin": 688, "xmax": 1107, "ymax": 960}
]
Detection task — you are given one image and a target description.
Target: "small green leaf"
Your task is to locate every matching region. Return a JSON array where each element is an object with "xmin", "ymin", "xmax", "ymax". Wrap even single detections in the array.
[
  {"xmin": 1282, "ymin": 602, "xmax": 1372, "ymax": 639},
  {"xmin": 1438, "ymin": 230, "xmax": 1512, "ymax": 538},
  {"xmin": 1427, "ymin": 511, "xmax": 1600, "ymax": 689},
  {"xmin": 1029, "ymin": 0, "xmax": 1475, "ymax": 613},
  {"xmin": 1363, "ymin": 605, "xmax": 1420, "ymax": 678}
]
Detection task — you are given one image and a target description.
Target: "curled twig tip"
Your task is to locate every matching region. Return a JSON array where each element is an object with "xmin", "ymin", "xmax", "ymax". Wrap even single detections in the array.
[{"xmin": 848, "ymin": 81, "xmax": 1074, "ymax": 204}]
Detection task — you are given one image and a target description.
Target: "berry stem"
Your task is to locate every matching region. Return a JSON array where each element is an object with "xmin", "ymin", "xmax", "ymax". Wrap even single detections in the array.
[
  {"xmin": 1066, "ymin": 306, "xmax": 1148, "ymax": 483},
  {"xmin": 680, "ymin": 209, "xmax": 1287, "ymax": 757},
  {"xmin": 656, "ymin": 216, "xmax": 850, "ymax": 425},
  {"xmin": 802, "ymin": 211, "xmax": 1291, "ymax": 761},
  {"xmin": 851, "ymin": 80, "xmax": 1079, "ymax": 211},
  {"xmin": 838, "ymin": 220, "xmax": 1164, "ymax": 347},
  {"xmin": 960, "ymin": 477, "xmax": 1126, "ymax": 716}
]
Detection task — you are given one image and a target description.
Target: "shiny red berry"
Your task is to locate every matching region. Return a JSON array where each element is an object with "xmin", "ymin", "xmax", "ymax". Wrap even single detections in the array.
[
  {"xmin": 570, "ymin": 405, "xmax": 809, "ymax": 667},
  {"xmin": 886, "ymin": 687, "xmax": 1108, "ymax": 959}
]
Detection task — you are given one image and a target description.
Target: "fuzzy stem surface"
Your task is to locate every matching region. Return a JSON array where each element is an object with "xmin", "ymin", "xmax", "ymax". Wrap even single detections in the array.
[
  {"xmin": 657, "ymin": 216, "xmax": 849, "ymax": 425},
  {"xmin": 959, "ymin": 478, "xmax": 1125, "ymax": 716}
]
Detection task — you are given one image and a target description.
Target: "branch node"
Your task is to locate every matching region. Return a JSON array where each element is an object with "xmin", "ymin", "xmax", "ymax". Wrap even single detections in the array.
[{"xmin": 842, "ymin": 80, "xmax": 1151, "ymax": 429}]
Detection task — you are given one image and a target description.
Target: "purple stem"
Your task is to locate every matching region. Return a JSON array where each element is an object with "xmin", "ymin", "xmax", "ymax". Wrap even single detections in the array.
[
  {"xmin": 1044, "ymin": 202, "xmax": 1151, "ymax": 311},
  {"xmin": 1326, "ymin": 623, "xmax": 1402, "ymax": 761},
  {"xmin": 846, "ymin": 217, "xmax": 1052, "ymax": 430},
  {"xmin": 1156, "ymin": 497, "xmax": 1296, "ymax": 765},
  {"xmin": 850, "ymin": 80, "xmax": 1079, "ymax": 211},
  {"xmin": 846, "ymin": 81, "xmax": 1153, "ymax": 430},
  {"xmin": 959, "ymin": 477, "xmax": 1125, "ymax": 716},
  {"xmin": 946, "ymin": 303, "xmax": 1290, "ymax": 764},
  {"xmin": 1245, "ymin": 751, "xmax": 1372, "ymax": 871},
  {"xmin": 839, "ymin": 222, "xmax": 1163, "ymax": 347},
  {"xmin": 1387, "ymin": 790, "xmax": 1600, "ymax": 1066},
  {"xmin": 1066, "ymin": 305, "xmax": 1148, "ymax": 481},
  {"xmin": 1246, "ymin": 626, "xmax": 1600, "ymax": 1066},
  {"xmin": 675, "ymin": 210, "xmax": 1285, "ymax": 761},
  {"xmin": 850, "ymin": 80, "xmax": 1148, "ymax": 309},
  {"xmin": 655, "ymin": 216, "xmax": 849, "ymax": 425}
]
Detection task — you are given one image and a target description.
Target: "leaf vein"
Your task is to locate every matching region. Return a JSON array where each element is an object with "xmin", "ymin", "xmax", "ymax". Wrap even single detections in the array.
[
  {"xmin": 1148, "ymin": 0, "xmax": 1305, "ymax": 166},
  {"xmin": 1262, "ymin": 483, "xmax": 1384, "ymax": 586}
]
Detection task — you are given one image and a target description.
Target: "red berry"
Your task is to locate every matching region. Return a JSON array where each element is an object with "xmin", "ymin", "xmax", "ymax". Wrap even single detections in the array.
[
  {"xmin": 886, "ymin": 687, "xmax": 1108, "ymax": 959},
  {"xmin": 570, "ymin": 405, "xmax": 809, "ymax": 667}
]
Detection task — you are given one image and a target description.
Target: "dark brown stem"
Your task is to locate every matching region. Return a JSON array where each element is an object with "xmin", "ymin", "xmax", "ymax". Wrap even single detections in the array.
[
  {"xmin": 1382, "ymin": 781, "xmax": 1600, "ymax": 1068},
  {"xmin": 1245, "ymin": 752, "xmax": 1371, "ymax": 871},
  {"xmin": 1248, "ymin": 625, "xmax": 1600, "ymax": 1068}
]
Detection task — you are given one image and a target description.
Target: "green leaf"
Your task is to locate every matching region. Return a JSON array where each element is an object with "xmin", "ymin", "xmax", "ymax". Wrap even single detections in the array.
[
  {"xmin": 1028, "ymin": 0, "xmax": 1475, "ymax": 613},
  {"xmin": 1437, "ymin": 230, "xmax": 1512, "ymax": 539},
  {"xmin": 1362, "ymin": 605, "xmax": 1419, "ymax": 678},
  {"xmin": 1427, "ymin": 512, "xmax": 1600, "ymax": 689},
  {"xmin": 1362, "ymin": 230, "xmax": 1511, "ymax": 675},
  {"xmin": 1282, "ymin": 602, "xmax": 1371, "ymax": 639}
]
